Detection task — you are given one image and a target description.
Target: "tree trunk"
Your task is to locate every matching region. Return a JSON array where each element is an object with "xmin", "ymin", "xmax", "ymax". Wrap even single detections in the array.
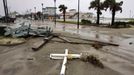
[
  {"xmin": 96, "ymin": 0, "xmax": 100, "ymax": 25},
  {"xmin": 111, "ymin": 10, "xmax": 115, "ymax": 26},
  {"xmin": 63, "ymin": 10, "xmax": 66, "ymax": 22},
  {"xmin": 96, "ymin": 10, "xmax": 100, "ymax": 25}
]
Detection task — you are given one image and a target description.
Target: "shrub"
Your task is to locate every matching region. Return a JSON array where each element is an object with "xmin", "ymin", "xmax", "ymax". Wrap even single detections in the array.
[
  {"xmin": 0, "ymin": 27, "xmax": 6, "ymax": 36},
  {"xmin": 111, "ymin": 21, "xmax": 129, "ymax": 28},
  {"xmin": 81, "ymin": 19, "xmax": 92, "ymax": 25},
  {"xmin": 127, "ymin": 20, "xmax": 134, "ymax": 25}
]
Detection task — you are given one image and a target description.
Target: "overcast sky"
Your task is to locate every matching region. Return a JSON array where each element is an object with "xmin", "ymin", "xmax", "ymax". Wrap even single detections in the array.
[{"xmin": 0, "ymin": 0, "xmax": 134, "ymax": 18}]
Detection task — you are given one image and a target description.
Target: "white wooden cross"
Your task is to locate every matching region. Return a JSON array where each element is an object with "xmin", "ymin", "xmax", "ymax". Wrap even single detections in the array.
[{"xmin": 50, "ymin": 49, "xmax": 82, "ymax": 75}]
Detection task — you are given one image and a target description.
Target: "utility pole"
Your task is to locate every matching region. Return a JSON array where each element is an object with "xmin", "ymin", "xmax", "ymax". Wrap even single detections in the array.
[
  {"xmin": 77, "ymin": 0, "xmax": 80, "ymax": 29},
  {"xmin": 54, "ymin": 0, "xmax": 56, "ymax": 27},
  {"xmin": 41, "ymin": 3, "xmax": 44, "ymax": 21},
  {"xmin": 3, "ymin": 0, "xmax": 9, "ymax": 23},
  {"xmin": 34, "ymin": 7, "xmax": 36, "ymax": 20}
]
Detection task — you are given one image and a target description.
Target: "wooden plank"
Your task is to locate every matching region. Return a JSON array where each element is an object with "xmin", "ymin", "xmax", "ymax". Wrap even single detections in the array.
[
  {"xmin": 50, "ymin": 40, "xmax": 94, "ymax": 45},
  {"xmin": 57, "ymin": 36, "xmax": 71, "ymax": 43},
  {"xmin": 60, "ymin": 35, "xmax": 119, "ymax": 46},
  {"xmin": 32, "ymin": 36, "xmax": 54, "ymax": 51}
]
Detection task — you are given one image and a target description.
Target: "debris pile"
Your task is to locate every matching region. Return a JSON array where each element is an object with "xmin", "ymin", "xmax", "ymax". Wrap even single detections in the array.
[
  {"xmin": 4, "ymin": 21, "xmax": 53, "ymax": 37},
  {"xmin": 92, "ymin": 42, "xmax": 103, "ymax": 49},
  {"xmin": 81, "ymin": 54, "xmax": 104, "ymax": 68}
]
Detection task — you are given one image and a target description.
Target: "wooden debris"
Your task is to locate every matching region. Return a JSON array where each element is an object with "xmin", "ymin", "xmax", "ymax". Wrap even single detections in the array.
[
  {"xmin": 81, "ymin": 55, "xmax": 104, "ymax": 68},
  {"xmin": 50, "ymin": 40, "xmax": 95, "ymax": 45},
  {"xmin": 32, "ymin": 36, "xmax": 54, "ymax": 51},
  {"xmin": 92, "ymin": 42, "xmax": 103, "ymax": 49},
  {"xmin": 60, "ymin": 35, "xmax": 119, "ymax": 46},
  {"xmin": 57, "ymin": 36, "xmax": 71, "ymax": 43}
]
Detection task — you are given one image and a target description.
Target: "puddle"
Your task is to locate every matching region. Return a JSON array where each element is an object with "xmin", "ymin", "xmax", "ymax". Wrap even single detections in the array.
[
  {"xmin": 63, "ymin": 28, "xmax": 123, "ymax": 45},
  {"xmin": 119, "ymin": 38, "xmax": 134, "ymax": 51}
]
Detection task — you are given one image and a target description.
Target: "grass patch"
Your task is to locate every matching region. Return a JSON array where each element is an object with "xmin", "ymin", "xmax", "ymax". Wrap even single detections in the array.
[
  {"xmin": 0, "ymin": 37, "xmax": 25, "ymax": 45},
  {"xmin": 57, "ymin": 20, "xmax": 79, "ymax": 24},
  {"xmin": 57, "ymin": 20, "xmax": 92, "ymax": 26}
]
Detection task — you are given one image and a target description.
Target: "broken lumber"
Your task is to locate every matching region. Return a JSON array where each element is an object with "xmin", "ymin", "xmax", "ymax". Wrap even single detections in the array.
[
  {"xmin": 32, "ymin": 36, "xmax": 54, "ymax": 51},
  {"xmin": 50, "ymin": 40, "xmax": 94, "ymax": 45},
  {"xmin": 60, "ymin": 35, "xmax": 119, "ymax": 46},
  {"xmin": 56, "ymin": 36, "xmax": 71, "ymax": 43}
]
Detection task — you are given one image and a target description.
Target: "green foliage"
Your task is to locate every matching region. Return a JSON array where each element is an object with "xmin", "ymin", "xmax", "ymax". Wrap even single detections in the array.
[
  {"xmin": 57, "ymin": 20, "xmax": 92, "ymax": 25},
  {"xmin": 103, "ymin": 0, "xmax": 123, "ymax": 13},
  {"xmin": 127, "ymin": 20, "xmax": 134, "ymax": 25},
  {"xmin": 59, "ymin": 5, "xmax": 67, "ymax": 22},
  {"xmin": 0, "ymin": 27, "xmax": 6, "ymax": 36},
  {"xmin": 114, "ymin": 21, "xmax": 126, "ymax": 25},
  {"xmin": 81, "ymin": 19, "xmax": 92, "ymax": 24},
  {"xmin": 59, "ymin": 5, "xmax": 67, "ymax": 13},
  {"xmin": 89, "ymin": 0, "xmax": 104, "ymax": 24},
  {"xmin": 111, "ymin": 21, "xmax": 130, "ymax": 28},
  {"xmin": 89, "ymin": 0, "xmax": 104, "ymax": 12},
  {"xmin": 103, "ymin": 0, "xmax": 123, "ymax": 25},
  {"xmin": 57, "ymin": 21, "xmax": 77, "ymax": 24}
]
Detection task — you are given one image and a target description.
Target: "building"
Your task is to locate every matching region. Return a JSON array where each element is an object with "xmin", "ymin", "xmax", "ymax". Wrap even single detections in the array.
[
  {"xmin": 59, "ymin": 8, "xmax": 94, "ymax": 19},
  {"xmin": 59, "ymin": 9, "xmax": 77, "ymax": 19},
  {"xmin": 72, "ymin": 12, "xmax": 94, "ymax": 19},
  {"xmin": 42, "ymin": 7, "xmax": 59, "ymax": 20},
  {"xmin": 59, "ymin": 12, "xmax": 71, "ymax": 19},
  {"xmin": 43, "ymin": 7, "xmax": 56, "ymax": 15},
  {"xmin": 69, "ymin": 9, "xmax": 77, "ymax": 15}
]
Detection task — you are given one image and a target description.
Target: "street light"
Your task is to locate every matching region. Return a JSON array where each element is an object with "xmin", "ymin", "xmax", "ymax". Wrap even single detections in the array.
[
  {"xmin": 41, "ymin": 3, "xmax": 44, "ymax": 11},
  {"xmin": 34, "ymin": 7, "xmax": 36, "ymax": 13},
  {"xmin": 54, "ymin": 0, "xmax": 56, "ymax": 27}
]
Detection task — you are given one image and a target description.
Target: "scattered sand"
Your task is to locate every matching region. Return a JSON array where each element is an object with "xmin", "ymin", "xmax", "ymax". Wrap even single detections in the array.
[{"xmin": 0, "ymin": 37, "xmax": 25, "ymax": 45}]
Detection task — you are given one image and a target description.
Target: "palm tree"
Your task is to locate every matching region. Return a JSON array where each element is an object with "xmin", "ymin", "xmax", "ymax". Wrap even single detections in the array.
[
  {"xmin": 89, "ymin": 0, "xmax": 103, "ymax": 25},
  {"xmin": 103, "ymin": 0, "xmax": 123, "ymax": 25},
  {"xmin": 59, "ymin": 5, "xmax": 67, "ymax": 22}
]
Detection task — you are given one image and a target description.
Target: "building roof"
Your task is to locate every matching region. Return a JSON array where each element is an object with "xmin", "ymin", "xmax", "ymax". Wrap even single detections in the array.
[
  {"xmin": 69, "ymin": 9, "xmax": 76, "ymax": 11},
  {"xmin": 59, "ymin": 12, "xmax": 71, "ymax": 16},
  {"xmin": 43, "ymin": 7, "xmax": 57, "ymax": 9}
]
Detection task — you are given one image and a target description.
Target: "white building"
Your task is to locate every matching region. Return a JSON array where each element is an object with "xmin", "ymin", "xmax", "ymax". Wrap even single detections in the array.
[
  {"xmin": 42, "ymin": 7, "xmax": 56, "ymax": 15},
  {"xmin": 42, "ymin": 7, "xmax": 57, "ymax": 20},
  {"xmin": 69, "ymin": 9, "xmax": 77, "ymax": 15},
  {"xmin": 71, "ymin": 12, "xmax": 94, "ymax": 19}
]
